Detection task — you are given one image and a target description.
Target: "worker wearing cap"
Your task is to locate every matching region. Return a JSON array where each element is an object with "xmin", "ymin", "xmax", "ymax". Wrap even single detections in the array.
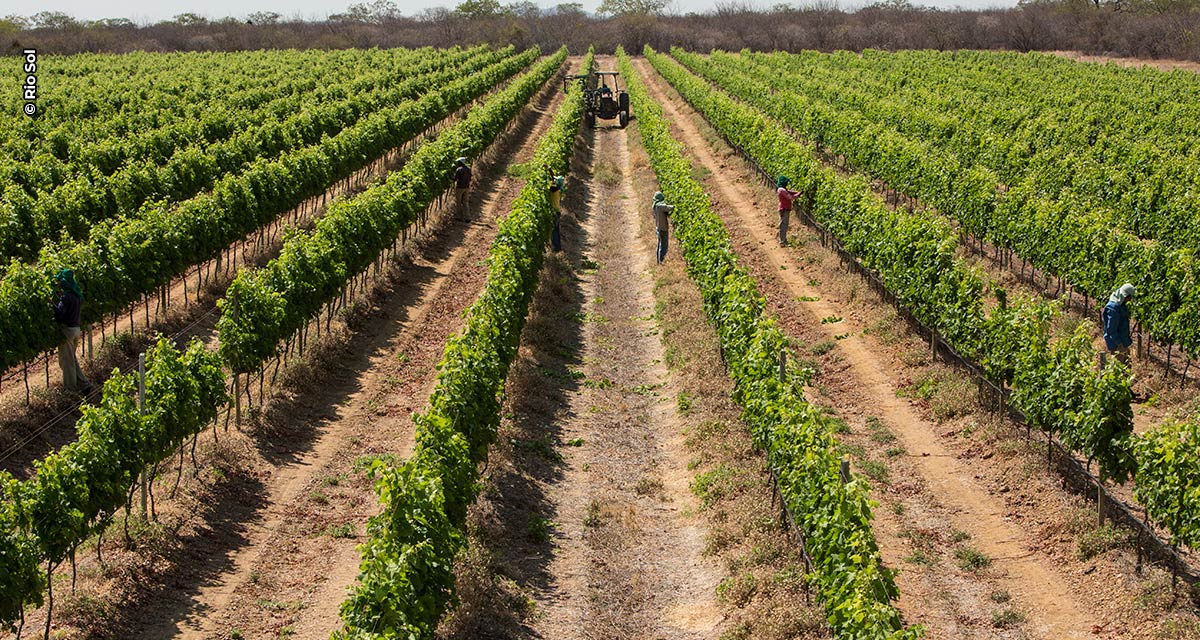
[
  {"xmin": 453, "ymin": 157, "xmax": 472, "ymax": 219},
  {"xmin": 1103, "ymin": 283, "xmax": 1136, "ymax": 364}
]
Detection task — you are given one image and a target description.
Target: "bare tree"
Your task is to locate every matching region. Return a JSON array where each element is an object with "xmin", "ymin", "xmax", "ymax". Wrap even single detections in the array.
[
  {"xmin": 416, "ymin": 7, "xmax": 463, "ymax": 45},
  {"xmin": 10, "ymin": 0, "xmax": 1200, "ymax": 62},
  {"xmin": 3, "ymin": 14, "xmax": 31, "ymax": 30},
  {"xmin": 173, "ymin": 13, "xmax": 209, "ymax": 26}
]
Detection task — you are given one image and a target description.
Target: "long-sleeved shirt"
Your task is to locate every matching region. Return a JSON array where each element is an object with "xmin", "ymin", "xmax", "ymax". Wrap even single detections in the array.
[
  {"xmin": 778, "ymin": 187, "xmax": 800, "ymax": 211},
  {"xmin": 652, "ymin": 203, "xmax": 674, "ymax": 230},
  {"xmin": 454, "ymin": 165, "xmax": 472, "ymax": 189},
  {"xmin": 54, "ymin": 291, "xmax": 82, "ymax": 328},
  {"xmin": 550, "ymin": 176, "xmax": 564, "ymax": 211},
  {"xmin": 1103, "ymin": 300, "xmax": 1132, "ymax": 350}
]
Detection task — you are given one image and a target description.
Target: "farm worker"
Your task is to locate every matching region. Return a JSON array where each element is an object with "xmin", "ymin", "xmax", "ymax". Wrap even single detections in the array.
[
  {"xmin": 652, "ymin": 191, "xmax": 675, "ymax": 264},
  {"xmin": 776, "ymin": 176, "xmax": 801, "ymax": 247},
  {"xmin": 549, "ymin": 169, "xmax": 566, "ymax": 252},
  {"xmin": 1103, "ymin": 283, "xmax": 1136, "ymax": 364},
  {"xmin": 53, "ymin": 269, "xmax": 93, "ymax": 396},
  {"xmin": 453, "ymin": 157, "xmax": 472, "ymax": 219}
]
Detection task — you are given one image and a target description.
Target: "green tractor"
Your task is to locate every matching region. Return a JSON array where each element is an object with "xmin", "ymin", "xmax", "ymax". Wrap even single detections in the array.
[{"xmin": 565, "ymin": 70, "xmax": 631, "ymax": 128}]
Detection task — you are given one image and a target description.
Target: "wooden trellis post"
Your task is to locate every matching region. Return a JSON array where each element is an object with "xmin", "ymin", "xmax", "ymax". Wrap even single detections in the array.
[{"xmin": 138, "ymin": 353, "xmax": 148, "ymax": 519}]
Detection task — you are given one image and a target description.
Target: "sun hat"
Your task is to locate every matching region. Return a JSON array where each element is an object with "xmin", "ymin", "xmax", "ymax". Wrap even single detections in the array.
[
  {"xmin": 1108, "ymin": 283, "xmax": 1136, "ymax": 304},
  {"xmin": 56, "ymin": 268, "xmax": 83, "ymax": 299}
]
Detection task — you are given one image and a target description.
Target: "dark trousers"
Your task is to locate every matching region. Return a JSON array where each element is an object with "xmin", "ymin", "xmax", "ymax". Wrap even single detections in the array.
[{"xmin": 656, "ymin": 228, "xmax": 668, "ymax": 263}]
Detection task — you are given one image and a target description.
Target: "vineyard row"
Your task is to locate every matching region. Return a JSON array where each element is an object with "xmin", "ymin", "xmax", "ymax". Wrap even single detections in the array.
[
  {"xmin": 649, "ymin": 47, "xmax": 1200, "ymax": 558},
  {"xmin": 625, "ymin": 49, "xmax": 922, "ymax": 639},
  {"xmin": 0, "ymin": 47, "xmax": 537, "ymax": 375},
  {"xmin": 333, "ymin": 46, "xmax": 584, "ymax": 640}
]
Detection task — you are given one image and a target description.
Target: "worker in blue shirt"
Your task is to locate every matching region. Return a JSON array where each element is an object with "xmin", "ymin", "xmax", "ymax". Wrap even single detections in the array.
[{"xmin": 1103, "ymin": 283, "xmax": 1135, "ymax": 365}]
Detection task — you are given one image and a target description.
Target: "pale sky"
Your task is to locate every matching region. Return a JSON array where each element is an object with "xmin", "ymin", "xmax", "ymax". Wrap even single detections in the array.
[{"xmin": 2, "ymin": 0, "xmax": 1019, "ymax": 24}]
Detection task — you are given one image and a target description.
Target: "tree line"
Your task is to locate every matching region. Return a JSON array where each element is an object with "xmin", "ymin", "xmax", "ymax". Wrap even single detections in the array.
[{"xmin": 5, "ymin": 0, "xmax": 1200, "ymax": 63}]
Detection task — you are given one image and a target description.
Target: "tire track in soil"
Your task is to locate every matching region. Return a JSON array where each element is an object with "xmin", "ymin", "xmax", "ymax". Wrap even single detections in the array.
[
  {"xmin": 633, "ymin": 57, "xmax": 1096, "ymax": 640},
  {"xmin": 130, "ymin": 77, "xmax": 569, "ymax": 640},
  {"xmin": 524, "ymin": 80, "xmax": 722, "ymax": 639}
]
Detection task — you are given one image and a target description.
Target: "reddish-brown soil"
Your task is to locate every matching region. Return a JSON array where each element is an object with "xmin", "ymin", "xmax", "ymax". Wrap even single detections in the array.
[
  {"xmin": 11, "ymin": 63, "xmax": 570, "ymax": 640},
  {"xmin": 633, "ymin": 56, "xmax": 1200, "ymax": 640},
  {"xmin": 441, "ymin": 56, "xmax": 825, "ymax": 640},
  {"xmin": 0, "ymin": 92, "xmax": 459, "ymax": 480}
]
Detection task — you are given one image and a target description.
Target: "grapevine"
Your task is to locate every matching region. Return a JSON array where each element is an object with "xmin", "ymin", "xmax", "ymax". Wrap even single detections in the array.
[
  {"xmin": 0, "ymin": 48, "xmax": 535, "ymax": 375},
  {"xmin": 0, "ymin": 338, "xmax": 226, "ymax": 632},
  {"xmin": 333, "ymin": 46, "xmax": 587, "ymax": 640},
  {"xmin": 626, "ymin": 48, "xmax": 921, "ymax": 639}
]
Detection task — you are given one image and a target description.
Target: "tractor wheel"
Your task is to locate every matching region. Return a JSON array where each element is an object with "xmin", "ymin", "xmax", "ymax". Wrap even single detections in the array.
[
  {"xmin": 586, "ymin": 112, "xmax": 596, "ymax": 129},
  {"xmin": 619, "ymin": 92, "xmax": 630, "ymax": 112},
  {"xmin": 619, "ymin": 109, "xmax": 629, "ymax": 128}
]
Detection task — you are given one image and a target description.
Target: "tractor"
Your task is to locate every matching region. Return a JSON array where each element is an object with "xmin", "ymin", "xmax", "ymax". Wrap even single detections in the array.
[{"xmin": 564, "ymin": 70, "xmax": 631, "ymax": 128}]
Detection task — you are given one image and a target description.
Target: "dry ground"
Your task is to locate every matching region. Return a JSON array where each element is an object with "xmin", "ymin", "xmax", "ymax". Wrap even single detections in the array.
[
  {"xmin": 441, "ymin": 56, "xmax": 828, "ymax": 640},
  {"xmin": 16, "ymin": 52, "xmax": 1200, "ymax": 640},
  {"xmin": 10, "ymin": 63, "xmax": 571, "ymax": 640},
  {"xmin": 633, "ymin": 55, "xmax": 1200, "ymax": 640}
]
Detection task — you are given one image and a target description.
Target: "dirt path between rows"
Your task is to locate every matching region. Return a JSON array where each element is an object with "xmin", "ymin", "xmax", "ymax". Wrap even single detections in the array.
[
  {"xmin": 0, "ymin": 97, "xmax": 438, "ymax": 479},
  {"xmin": 446, "ymin": 72, "xmax": 715, "ymax": 633},
  {"xmin": 517, "ymin": 75, "xmax": 722, "ymax": 639},
  {"xmin": 117, "ymin": 76, "xmax": 570, "ymax": 640},
  {"xmin": 633, "ymin": 56, "xmax": 1100, "ymax": 640}
]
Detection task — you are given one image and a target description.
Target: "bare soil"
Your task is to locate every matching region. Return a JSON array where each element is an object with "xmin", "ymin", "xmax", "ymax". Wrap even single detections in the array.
[
  {"xmin": 9, "ymin": 66, "xmax": 569, "ymax": 640},
  {"xmin": 633, "ymin": 56, "xmax": 1200, "ymax": 640},
  {"xmin": 135, "ymin": 72, "xmax": 570, "ymax": 640},
  {"xmin": 1052, "ymin": 50, "xmax": 1200, "ymax": 73},
  {"xmin": 0, "ymin": 93, "xmax": 452, "ymax": 479},
  {"xmin": 493, "ymin": 98, "xmax": 721, "ymax": 640},
  {"xmin": 443, "ymin": 56, "xmax": 827, "ymax": 640}
]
